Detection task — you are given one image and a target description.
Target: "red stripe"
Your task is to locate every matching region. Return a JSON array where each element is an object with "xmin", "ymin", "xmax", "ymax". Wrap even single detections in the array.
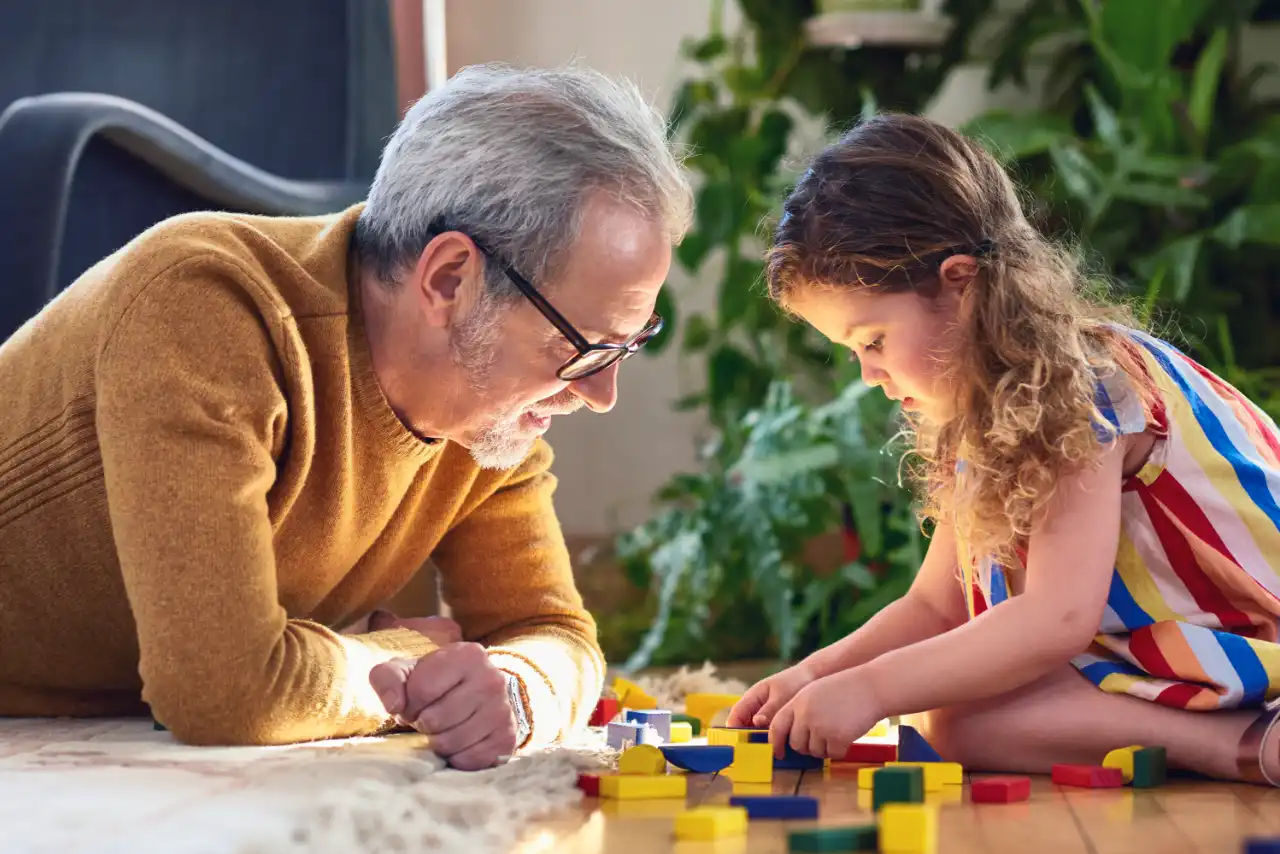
[
  {"xmin": 1154, "ymin": 682, "xmax": 1202, "ymax": 709},
  {"xmin": 1139, "ymin": 481, "xmax": 1254, "ymax": 629},
  {"xmin": 1127, "ymin": 626, "xmax": 1177, "ymax": 679},
  {"xmin": 1178, "ymin": 350, "xmax": 1280, "ymax": 463},
  {"xmin": 971, "ymin": 583, "xmax": 987, "ymax": 617}
]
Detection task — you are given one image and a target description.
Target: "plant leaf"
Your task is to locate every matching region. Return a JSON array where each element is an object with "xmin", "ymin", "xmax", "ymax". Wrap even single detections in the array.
[
  {"xmin": 1109, "ymin": 179, "xmax": 1210, "ymax": 208},
  {"xmin": 696, "ymin": 181, "xmax": 736, "ymax": 244},
  {"xmin": 676, "ymin": 230, "xmax": 712, "ymax": 272},
  {"xmin": 1084, "ymin": 84, "xmax": 1122, "ymax": 151},
  {"xmin": 647, "ymin": 287, "xmax": 679, "ymax": 354},
  {"xmin": 682, "ymin": 313, "xmax": 714, "ymax": 352},
  {"xmin": 1189, "ymin": 27, "xmax": 1229, "ymax": 142},
  {"xmin": 1214, "ymin": 204, "xmax": 1280, "ymax": 247},
  {"xmin": 963, "ymin": 111, "xmax": 1072, "ymax": 161}
]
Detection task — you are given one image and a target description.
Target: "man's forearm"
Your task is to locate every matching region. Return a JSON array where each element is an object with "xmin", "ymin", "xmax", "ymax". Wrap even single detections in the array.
[
  {"xmin": 486, "ymin": 623, "xmax": 604, "ymax": 748},
  {"xmin": 802, "ymin": 593, "xmax": 956, "ymax": 679}
]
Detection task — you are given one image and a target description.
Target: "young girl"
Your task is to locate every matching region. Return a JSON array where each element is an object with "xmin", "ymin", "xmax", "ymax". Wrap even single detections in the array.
[{"xmin": 728, "ymin": 114, "xmax": 1280, "ymax": 785}]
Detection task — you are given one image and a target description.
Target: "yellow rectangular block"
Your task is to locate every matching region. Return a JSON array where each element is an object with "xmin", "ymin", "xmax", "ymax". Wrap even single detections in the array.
[
  {"xmin": 707, "ymin": 727, "xmax": 764, "ymax": 746},
  {"xmin": 599, "ymin": 773, "xmax": 687, "ymax": 800},
  {"xmin": 723, "ymin": 743, "xmax": 772, "ymax": 784},
  {"xmin": 669, "ymin": 721, "xmax": 693, "ymax": 743},
  {"xmin": 611, "ymin": 677, "xmax": 657, "ymax": 710},
  {"xmin": 1103, "ymin": 745, "xmax": 1142, "ymax": 784},
  {"xmin": 684, "ymin": 693, "xmax": 741, "ymax": 729},
  {"xmin": 879, "ymin": 803, "xmax": 938, "ymax": 853},
  {"xmin": 886, "ymin": 761, "xmax": 963, "ymax": 789},
  {"xmin": 675, "ymin": 806, "xmax": 748, "ymax": 840},
  {"xmin": 858, "ymin": 766, "xmax": 879, "ymax": 789}
]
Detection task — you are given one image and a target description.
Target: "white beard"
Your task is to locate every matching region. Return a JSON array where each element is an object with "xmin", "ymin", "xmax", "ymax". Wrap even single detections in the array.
[{"xmin": 468, "ymin": 410, "xmax": 539, "ymax": 470}]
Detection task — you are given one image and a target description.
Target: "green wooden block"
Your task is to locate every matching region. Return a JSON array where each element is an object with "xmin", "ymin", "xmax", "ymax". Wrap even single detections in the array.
[
  {"xmin": 788, "ymin": 824, "xmax": 878, "ymax": 852},
  {"xmin": 152, "ymin": 720, "xmax": 167, "ymax": 732},
  {"xmin": 1132, "ymin": 746, "xmax": 1166, "ymax": 788},
  {"xmin": 872, "ymin": 766, "xmax": 924, "ymax": 811},
  {"xmin": 671, "ymin": 713, "xmax": 702, "ymax": 736}
]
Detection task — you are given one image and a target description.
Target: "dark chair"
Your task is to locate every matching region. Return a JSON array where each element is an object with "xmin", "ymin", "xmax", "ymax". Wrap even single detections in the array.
[{"xmin": 0, "ymin": 1, "xmax": 400, "ymax": 341}]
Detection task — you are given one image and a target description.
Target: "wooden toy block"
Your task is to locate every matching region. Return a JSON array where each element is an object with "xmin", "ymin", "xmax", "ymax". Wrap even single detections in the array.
[
  {"xmin": 576, "ymin": 773, "xmax": 600, "ymax": 796},
  {"xmin": 619, "ymin": 744, "xmax": 667, "ymax": 775},
  {"xmin": 684, "ymin": 692, "xmax": 742, "ymax": 729},
  {"xmin": 607, "ymin": 720, "xmax": 661, "ymax": 749},
  {"xmin": 748, "ymin": 730, "xmax": 770, "ymax": 743},
  {"xmin": 838, "ymin": 742, "xmax": 897, "ymax": 763},
  {"xmin": 728, "ymin": 794, "xmax": 819, "ymax": 820},
  {"xmin": 788, "ymin": 825, "xmax": 878, "ymax": 852},
  {"xmin": 669, "ymin": 721, "xmax": 693, "ymax": 743},
  {"xmin": 671, "ymin": 713, "xmax": 702, "ymax": 736},
  {"xmin": 1132, "ymin": 746, "xmax": 1167, "ymax": 788},
  {"xmin": 612, "ymin": 676, "xmax": 641, "ymax": 699},
  {"xmin": 878, "ymin": 803, "xmax": 938, "ymax": 853},
  {"xmin": 897, "ymin": 725, "xmax": 943, "ymax": 763},
  {"xmin": 1052, "ymin": 764, "xmax": 1124, "ymax": 788},
  {"xmin": 775, "ymin": 744, "xmax": 825, "ymax": 770},
  {"xmin": 625, "ymin": 709, "xmax": 672, "ymax": 742},
  {"xmin": 599, "ymin": 773, "xmax": 687, "ymax": 800},
  {"xmin": 724, "ymin": 743, "xmax": 773, "ymax": 784},
  {"xmin": 661, "ymin": 744, "xmax": 734, "ymax": 773},
  {"xmin": 858, "ymin": 766, "xmax": 879, "ymax": 789},
  {"xmin": 969, "ymin": 776, "xmax": 1031, "ymax": 803},
  {"xmin": 708, "ymin": 726, "xmax": 766, "ymax": 746},
  {"xmin": 589, "ymin": 697, "xmax": 620, "ymax": 727},
  {"xmin": 1243, "ymin": 838, "xmax": 1280, "ymax": 854},
  {"xmin": 873, "ymin": 766, "xmax": 925, "ymax": 812},
  {"xmin": 1102, "ymin": 745, "xmax": 1141, "ymax": 783},
  {"xmin": 674, "ymin": 806, "xmax": 748, "ymax": 840},
  {"xmin": 622, "ymin": 688, "xmax": 658, "ymax": 710},
  {"xmin": 868, "ymin": 719, "xmax": 890, "ymax": 737},
  {"xmin": 886, "ymin": 761, "xmax": 963, "ymax": 788}
]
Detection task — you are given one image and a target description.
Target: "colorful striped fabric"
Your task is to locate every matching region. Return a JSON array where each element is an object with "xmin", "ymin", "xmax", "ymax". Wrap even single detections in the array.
[{"xmin": 959, "ymin": 328, "xmax": 1280, "ymax": 710}]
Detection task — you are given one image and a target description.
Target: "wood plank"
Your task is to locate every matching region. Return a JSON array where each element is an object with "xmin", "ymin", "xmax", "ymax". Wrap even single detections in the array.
[
  {"xmin": 971, "ymin": 776, "xmax": 1093, "ymax": 854},
  {"xmin": 1151, "ymin": 783, "xmax": 1280, "ymax": 852}
]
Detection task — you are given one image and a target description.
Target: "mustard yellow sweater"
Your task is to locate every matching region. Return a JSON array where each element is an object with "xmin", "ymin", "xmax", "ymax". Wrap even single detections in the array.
[{"xmin": 0, "ymin": 205, "xmax": 603, "ymax": 746}]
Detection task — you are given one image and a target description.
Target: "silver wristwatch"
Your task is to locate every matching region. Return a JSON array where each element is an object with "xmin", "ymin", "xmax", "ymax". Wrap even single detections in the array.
[{"xmin": 503, "ymin": 671, "xmax": 531, "ymax": 747}]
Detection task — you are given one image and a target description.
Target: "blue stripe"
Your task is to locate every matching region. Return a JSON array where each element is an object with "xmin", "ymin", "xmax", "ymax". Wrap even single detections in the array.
[
  {"xmin": 1106, "ymin": 570, "xmax": 1154, "ymax": 630},
  {"xmin": 1213, "ymin": 630, "xmax": 1270, "ymax": 706},
  {"xmin": 1079, "ymin": 658, "xmax": 1148, "ymax": 687},
  {"xmin": 989, "ymin": 565, "xmax": 1009, "ymax": 605},
  {"xmin": 1136, "ymin": 336, "xmax": 1280, "ymax": 536},
  {"xmin": 1093, "ymin": 378, "xmax": 1119, "ymax": 442}
]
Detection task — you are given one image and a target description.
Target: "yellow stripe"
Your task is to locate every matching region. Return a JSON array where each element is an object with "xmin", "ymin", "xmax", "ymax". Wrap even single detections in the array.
[
  {"xmin": 1113, "ymin": 533, "xmax": 1182, "ymax": 622},
  {"xmin": 1244, "ymin": 637, "xmax": 1280, "ymax": 700}
]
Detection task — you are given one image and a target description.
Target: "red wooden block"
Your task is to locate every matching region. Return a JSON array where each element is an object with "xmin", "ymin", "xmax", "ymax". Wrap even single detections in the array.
[
  {"xmin": 970, "ymin": 776, "xmax": 1031, "ymax": 803},
  {"xmin": 577, "ymin": 773, "xmax": 601, "ymax": 796},
  {"xmin": 836, "ymin": 743, "xmax": 898, "ymax": 764},
  {"xmin": 1051, "ymin": 764, "xmax": 1124, "ymax": 788},
  {"xmin": 589, "ymin": 697, "xmax": 620, "ymax": 727}
]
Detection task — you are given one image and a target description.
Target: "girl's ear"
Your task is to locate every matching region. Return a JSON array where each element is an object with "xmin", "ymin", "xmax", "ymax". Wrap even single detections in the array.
[{"xmin": 938, "ymin": 254, "xmax": 979, "ymax": 295}]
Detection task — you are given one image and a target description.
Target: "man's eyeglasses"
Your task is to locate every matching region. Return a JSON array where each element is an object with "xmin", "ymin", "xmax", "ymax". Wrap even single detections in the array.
[{"xmin": 433, "ymin": 224, "xmax": 664, "ymax": 381}]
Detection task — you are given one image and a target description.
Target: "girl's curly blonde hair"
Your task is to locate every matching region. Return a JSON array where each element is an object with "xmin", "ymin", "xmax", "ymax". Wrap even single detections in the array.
[{"xmin": 767, "ymin": 114, "xmax": 1153, "ymax": 569}]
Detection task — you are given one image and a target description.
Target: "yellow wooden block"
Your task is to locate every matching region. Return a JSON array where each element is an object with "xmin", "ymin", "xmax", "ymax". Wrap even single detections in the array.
[
  {"xmin": 707, "ymin": 727, "xmax": 765, "ymax": 746},
  {"xmin": 879, "ymin": 803, "xmax": 938, "ymax": 853},
  {"xmin": 886, "ymin": 761, "xmax": 963, "ymax": 789},
  {"xmin": 599, "ymin": 773, "xmax": 687, "ymax": 800},
  {"xmin": 723, "ymin": 743, "xmax": 772, "ymax": 784},
  {"xmin": 674, "ymin": 806, "xmax": 748, "ymax": 840},
  {"xmin": 1103, "ymin": 745, "xmax": 1142, "ymax": 784},
  {"xmin": 611, "ymin": 677, "xmax": 658, "ymax": 710},
  {"xmin": 868, "ymin": 719, "xmax": 890, "ymax": 737},
  {"xmin": 612, "ymin": 676, "xmax": 641, "ymax": 698},
  {"xmin": 669, "ymin": 721, "xmax": 693, "ymax": 743},
  {"xmin": 858, "ymin": 766, "xmax": 879, "ymax": 789},
  {"xmin": 684, "ymin": 693, "xmax": 742, "ymax": 730},
  {"xmin": 618, "ymin": 744, "xmax": 667, "ymax": 775}
]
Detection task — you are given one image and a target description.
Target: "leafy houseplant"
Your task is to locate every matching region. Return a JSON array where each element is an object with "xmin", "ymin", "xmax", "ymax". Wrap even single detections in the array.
[{"xmin": 966, "ymin": 0, "xmax": 1280, "ymax": 415}]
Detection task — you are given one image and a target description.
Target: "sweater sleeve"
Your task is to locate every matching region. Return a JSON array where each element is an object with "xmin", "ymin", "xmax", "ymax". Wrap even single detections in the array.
[
  {"xmin": 96, "ymin": 261, "xmax": 437, "ymax": 746},
  {"xmin": 430, "ymin": 442, "xmax": 605, "ymax": 748}
]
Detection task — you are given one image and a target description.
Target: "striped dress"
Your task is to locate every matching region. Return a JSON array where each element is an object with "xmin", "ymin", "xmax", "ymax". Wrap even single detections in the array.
[{"xmin": 959, "ymin": 328, "xmax": 1280, "ymax": 710}]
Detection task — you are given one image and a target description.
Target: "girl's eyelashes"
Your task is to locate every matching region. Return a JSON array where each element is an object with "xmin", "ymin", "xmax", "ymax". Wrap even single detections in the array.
[{"xmin": 863, "ymin": 335, "xmax": 884, "ymax": 353}]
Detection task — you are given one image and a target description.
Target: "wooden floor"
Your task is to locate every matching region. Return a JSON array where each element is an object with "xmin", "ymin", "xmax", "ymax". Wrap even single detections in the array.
[{"xmin": 514, "ymin": 765, "xmax": 1280, "ymax": 854}]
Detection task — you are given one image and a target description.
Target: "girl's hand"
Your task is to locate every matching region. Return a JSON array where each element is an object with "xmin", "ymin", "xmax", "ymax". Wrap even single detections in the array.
[
  {"xmin": 768, "ymin": 669, "xmax": 884, "ymax": 759},
  {"xmin": 727, "ymin": 662, "xmax": 819, "ymax": 728}
]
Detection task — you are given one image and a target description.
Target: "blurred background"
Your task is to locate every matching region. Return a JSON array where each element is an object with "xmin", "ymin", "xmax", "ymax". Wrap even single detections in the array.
[{"xmin": 4, "ymin": 0, "xmax": 1277, "ymax": 674}]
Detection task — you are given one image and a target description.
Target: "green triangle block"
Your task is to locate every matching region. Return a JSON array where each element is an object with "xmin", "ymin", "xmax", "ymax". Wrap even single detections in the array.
[
  {"xmin": 788, "ymin": 824, "xmax": 878, "ymax": 852},
  {"xmin": 872, "ymin": 765, "xmax": 924, "ymax": 811},
  {"xmin": 1132, "ymin": 746, "xmax": 1166, "ymax": 788}
]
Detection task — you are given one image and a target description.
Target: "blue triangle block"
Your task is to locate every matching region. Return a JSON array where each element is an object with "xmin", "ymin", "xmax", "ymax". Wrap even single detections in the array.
[
  {"xmin": 898, "ymin": 725, "xmax": 942, "ymax": 763},
  {"xmin": 660, "ymin": 744, "xmax": 734, "ymax": 773}
]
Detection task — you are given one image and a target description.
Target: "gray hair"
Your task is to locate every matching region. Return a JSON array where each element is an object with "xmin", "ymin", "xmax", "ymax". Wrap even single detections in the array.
[{"xmin": 355, "ymin": 62, "xmax": 693, "ymax": 295}]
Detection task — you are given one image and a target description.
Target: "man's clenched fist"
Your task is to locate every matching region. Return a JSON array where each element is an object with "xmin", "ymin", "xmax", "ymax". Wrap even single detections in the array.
[{"xmin": 369, "ymin": 641, "xmax": 520, "ymax": 771}]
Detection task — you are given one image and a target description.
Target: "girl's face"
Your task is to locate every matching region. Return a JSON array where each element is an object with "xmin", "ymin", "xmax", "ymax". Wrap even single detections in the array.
[{"xmin": 787, "ymin": 283, "xmax": 964, "ymax": 422}]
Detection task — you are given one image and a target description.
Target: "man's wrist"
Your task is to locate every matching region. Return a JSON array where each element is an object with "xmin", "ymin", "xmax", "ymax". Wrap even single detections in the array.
[{"xmin": 502, "ymin": 670, "xmax": 532, "ymax": 748}]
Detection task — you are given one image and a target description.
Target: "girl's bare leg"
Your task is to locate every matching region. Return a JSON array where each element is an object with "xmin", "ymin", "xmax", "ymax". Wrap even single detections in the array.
[{"xmin": 913, "ymin": 666, "xmax": 1278, "ymax": 783}]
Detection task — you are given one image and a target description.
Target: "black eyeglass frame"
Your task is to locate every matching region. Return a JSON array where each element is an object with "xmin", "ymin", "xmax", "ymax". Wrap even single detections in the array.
[{"xmin": 429, "ymin": 223, "xmax": 664, "ymax": 381}]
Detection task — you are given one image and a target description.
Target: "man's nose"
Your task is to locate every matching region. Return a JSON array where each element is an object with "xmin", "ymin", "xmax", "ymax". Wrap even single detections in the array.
[{"xmin": 569, "ymin": 361, "xmax": 620, "ymax": 413}]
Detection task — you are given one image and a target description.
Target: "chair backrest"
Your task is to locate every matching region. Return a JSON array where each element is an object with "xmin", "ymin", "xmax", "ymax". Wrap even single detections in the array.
[{"xmin": 0, "ymin": 0, "xmax": 397, "ymax": 181}]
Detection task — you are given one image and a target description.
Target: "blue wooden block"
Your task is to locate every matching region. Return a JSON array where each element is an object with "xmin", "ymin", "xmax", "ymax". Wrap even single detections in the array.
[
  {"xmin": 898, "ymin": 725, "xmax": 943, "ymax": 763},
  {"xmin": 625, "ymin": 709, "xmax": 672, "ymax": 742},
  {"xmin": 660, "ymin": 744, "xmax": 735, "ymax": 773},
  {"xmin": 775, "ymin": 744, "xmax": 824, "ymax": 770},
  {"xmin": 1244, "ymin": 839, "xmax": 1280, "ymax": 854},
  {"xmin": 728, "ymin": 794, "xmax": 819, "ymax": 820}
]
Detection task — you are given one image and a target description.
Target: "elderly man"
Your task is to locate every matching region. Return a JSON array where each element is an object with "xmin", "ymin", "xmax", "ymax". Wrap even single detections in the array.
[{"xmin": 0, "ymin": 63, "xmax": 692, "ymax": 769}]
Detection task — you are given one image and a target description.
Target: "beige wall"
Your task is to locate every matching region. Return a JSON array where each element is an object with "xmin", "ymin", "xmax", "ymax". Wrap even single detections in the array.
[{"xmin": 443, "ymin": 0, "xmax": 1042, "ymax": 537}]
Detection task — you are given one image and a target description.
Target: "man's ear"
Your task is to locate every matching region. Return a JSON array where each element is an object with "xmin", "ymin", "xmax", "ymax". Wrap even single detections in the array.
[{"xmin": 408, "ymin": 232, "xmax": 485, "ymax": 328}]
